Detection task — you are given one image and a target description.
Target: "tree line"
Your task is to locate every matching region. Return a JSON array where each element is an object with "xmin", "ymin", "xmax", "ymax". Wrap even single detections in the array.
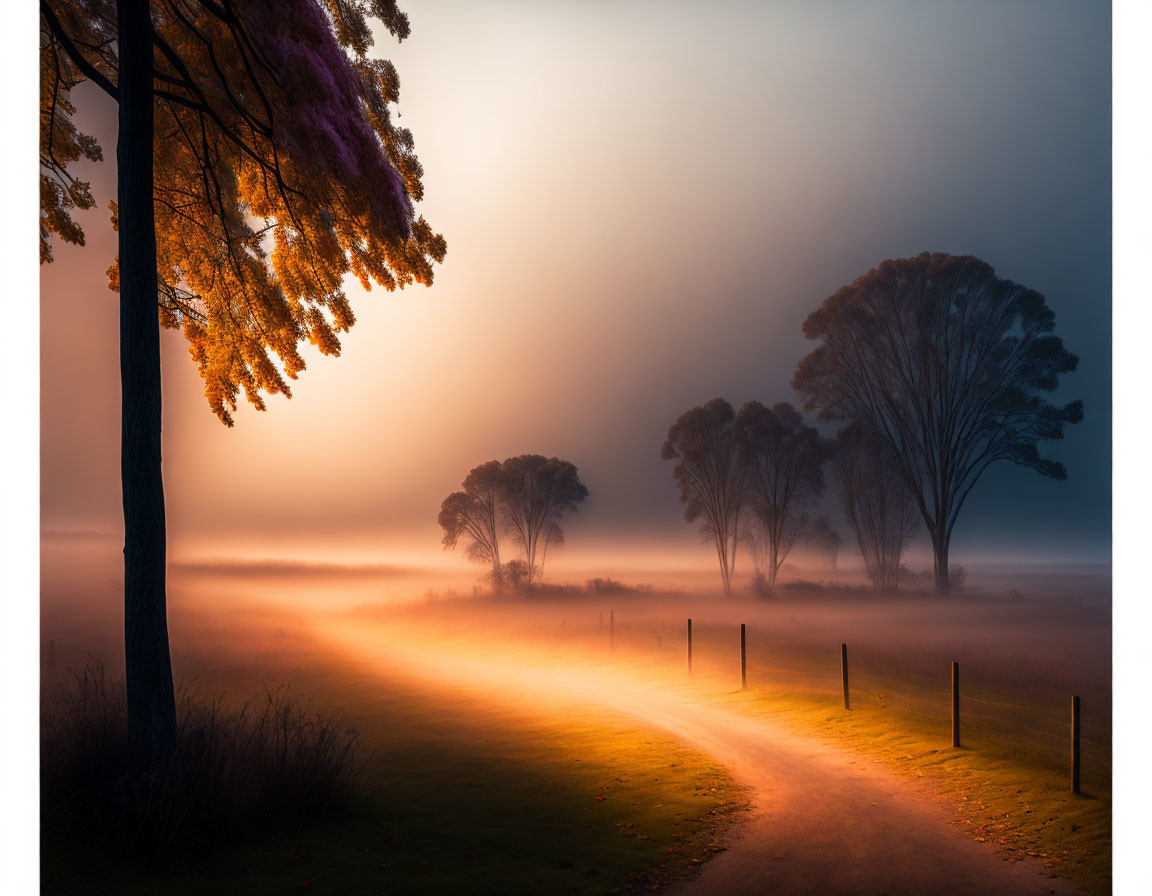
[
  {"xmin": 664, "ymin": 253, "xmax": 1082, "ymax": 595},
  {"xmin": 438, "ymin": 455, "xmax": 589, "ymax": 592}
]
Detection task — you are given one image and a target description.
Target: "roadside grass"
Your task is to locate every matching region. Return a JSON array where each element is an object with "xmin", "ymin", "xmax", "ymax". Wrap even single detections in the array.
[
  {"xmin": 43, "ymin": 648, "xmax": 741, "ymax": 896},
  {"xmin": 335, "ymin": 599, "xmax": 1112, "ymax": 894},
  {"xmin": 722, "ymin": 687, "xmax": 1110, "ymax": 896}
]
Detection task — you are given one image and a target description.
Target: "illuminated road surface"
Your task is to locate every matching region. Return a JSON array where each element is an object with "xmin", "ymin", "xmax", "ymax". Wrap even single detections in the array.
[{"xmin": 320, "ymin": 617, "xmax": 1084, "ymax": 896}]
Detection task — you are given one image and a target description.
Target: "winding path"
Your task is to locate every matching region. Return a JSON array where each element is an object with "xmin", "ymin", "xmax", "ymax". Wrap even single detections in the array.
[{"xmin": 321, "ymin": 618, "xmax": 1083, "ymax": 896}]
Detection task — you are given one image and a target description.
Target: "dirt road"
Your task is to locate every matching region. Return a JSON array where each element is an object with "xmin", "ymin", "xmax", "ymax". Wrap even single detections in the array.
[{"xmin": 322, "ymin": 619, "xmax": 1083, "ymax": 896}]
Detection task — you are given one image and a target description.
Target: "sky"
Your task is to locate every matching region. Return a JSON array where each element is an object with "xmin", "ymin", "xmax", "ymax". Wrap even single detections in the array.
[{"xmin": 39, "ymin": 0, "xmax": 1112, "ymax": 575}]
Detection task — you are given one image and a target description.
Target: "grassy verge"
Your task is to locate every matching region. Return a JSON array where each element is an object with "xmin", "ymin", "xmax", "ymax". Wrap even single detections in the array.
[
  {"xmin": 43, "ymin": 650, "xmax": 741, "ymax": 895},
  {"xmin": 720, "ymin": 687, "xmax": 1110, "ymax": 895}
]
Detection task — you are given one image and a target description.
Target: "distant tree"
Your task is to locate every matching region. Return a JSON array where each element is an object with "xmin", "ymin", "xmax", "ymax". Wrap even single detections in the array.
[
  {"xmin": 40, "ymin": 0, "xmax": 443, "ymax": 758},
  {"xmin": 793, "ymin": 253, "xmax": 1082, "ymax": 593},
  {"xmin": 806, "ymin": 514, "xmax": 842, "ymax": 573},
  {"xmin": 661, "ymin": 398, "xmax": 746, "ymax": 594},
  {"xmin": 438, "ymin": 461, "xmax": 506, "ymax": 590},
  {"xmin": 743, "ymin": 513, "xmax": 805, "ymax": 596},
  {"xmin": 834, "ymin": 425, "xmax": 917, "ymax": 591},
  {"xmin": 499, "ymin": 455, "xmax": 589, "ymax": 586},
  {"xmin": 497, "ymin": 559, "xmax": 534, "ymax": 592},
  {"xmin": 733, "ymin": 401, "xmax": 834, "ymax": 593}
]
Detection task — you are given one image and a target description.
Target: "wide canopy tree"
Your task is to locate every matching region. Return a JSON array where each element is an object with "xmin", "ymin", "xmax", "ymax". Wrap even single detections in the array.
[
  {"xmin": 661, "ymin": 398, "xmax": 745, "ymax": 595},
  {"xmin": 40, "ymin": 0, "xmax": 444, "ymax": 757},
  {"xmin": 793, "ymin": 253, "xmax": 1081, "ymax": 593}
]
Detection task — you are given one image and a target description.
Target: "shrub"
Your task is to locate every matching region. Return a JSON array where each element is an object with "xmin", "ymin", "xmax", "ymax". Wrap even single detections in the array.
[
  {"xmin": 585, "ymin": 578, "xmax": 652, "ymax": 595},
  {"xmin": 750, "ymin": 570, "xmax": 772, "ymax": 597},
  {"xmin": 41, "ymin": 661, "xmax": 361, "ymax": 863}
]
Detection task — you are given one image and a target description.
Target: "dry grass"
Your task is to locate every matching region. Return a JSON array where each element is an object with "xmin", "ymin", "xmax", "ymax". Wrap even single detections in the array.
[
  {"xmin": 41, "ymin": 661, "xmax": 362, "ymax": 863},
  {"xmin": 41, "ymin": 649, "xmax": 742, "ymax": 895}
]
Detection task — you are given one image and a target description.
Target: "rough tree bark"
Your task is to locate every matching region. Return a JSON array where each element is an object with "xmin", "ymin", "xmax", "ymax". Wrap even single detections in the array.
[{"xmin": 118, "ymin": 0, "xmax": 177, "ymax": 760}]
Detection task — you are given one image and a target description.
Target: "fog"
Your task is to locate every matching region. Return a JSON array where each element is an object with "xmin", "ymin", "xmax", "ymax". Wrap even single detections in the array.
[
  {"xmin": 41, "ymin": 0, "xmax": 1110, "ymax": 573},
  {"xmin": 43, "ymin": 533, "xmax": 1110, "ymax": 773}
]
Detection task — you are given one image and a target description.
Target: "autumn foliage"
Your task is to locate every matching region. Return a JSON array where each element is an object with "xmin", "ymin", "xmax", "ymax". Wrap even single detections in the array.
[{"xmin": 41, "ymin": 0, "xmax": 446, "ymax": 424}]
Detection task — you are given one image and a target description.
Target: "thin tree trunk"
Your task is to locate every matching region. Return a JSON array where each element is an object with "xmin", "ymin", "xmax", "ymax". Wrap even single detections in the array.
[
  {"xmin": 118, "ymin": 0, "xmax": 177, "ymax": 761},
  {"xmin": 933, "ymin": 530, "xmax": 951, "ymax": 595},
  {"xmin": 718, "ymin": 537, "xmax": 730, "ymax": 594}
]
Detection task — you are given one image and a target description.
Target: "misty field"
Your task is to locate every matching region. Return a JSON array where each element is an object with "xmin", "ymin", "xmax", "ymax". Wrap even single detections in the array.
[
  {"xmin": 41, "ymin": 558, "xmax": 739, "ymax": 894},
  {"xmin": 326, "ymin": 574, "xmax": 1111, "ymax": 893},
  {"xmin": 41, "ymin": 550, "xmax": 1110, "ymax": 894}
]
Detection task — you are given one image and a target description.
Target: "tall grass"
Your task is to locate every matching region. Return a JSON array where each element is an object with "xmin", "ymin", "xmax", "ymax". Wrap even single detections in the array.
[{"xmin": 41, "ymin": 661, "xmax": 362, "ymax": 862}]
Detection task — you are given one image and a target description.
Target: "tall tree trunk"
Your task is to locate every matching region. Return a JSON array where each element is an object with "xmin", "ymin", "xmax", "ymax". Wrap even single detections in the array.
[{"xmin": 118, "ymin": 0, "xmax": 177, "ymax": 761}]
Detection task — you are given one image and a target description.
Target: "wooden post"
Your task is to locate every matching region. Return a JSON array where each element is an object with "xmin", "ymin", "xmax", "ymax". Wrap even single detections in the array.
[
  {"xmin": 951, "ymin": 661, "xmax": 960, "ymax": 747},
  {"xmin": 610, "ymin": 610, "xmax": 614, "ymax": 655},
  {"xmin": 740, "ymin": 623, "xmax": 747, "ymax": 690},
  {"xmin": 841, "ymin": 643, "xmax": 850, "ymax": 710},
  {"xmin": 687, "ymin": 618, "xmax": 693, "ymax": 674},
  {"xmin": 1071, "ymin": 696, "xmax": 1081, "ymax": 794},
  {"xmin": 48, "ymin": 639, "xmax": 55, "ymax": 667}
]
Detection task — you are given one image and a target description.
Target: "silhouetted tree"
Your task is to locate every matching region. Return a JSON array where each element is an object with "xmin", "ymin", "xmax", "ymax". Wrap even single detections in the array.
[
  {"xmin": 806, "ymin": 514, "xmax": 842, "ymax": 573},
  {"xmin": 734, "ymin": 401, "xmax": 833, "ymax": 592},
  {"xmin": 438, "ymin": 461, "xmax": 506, "ymax": 590},
  {"xmin": 496, "ymin": 559, "xmax": 533, "ymax": 592},
  {"xmin": 794, "ymin": 253, "xmax": 1082, "ymax": 593},
  {"xmin": 661, "ymin": 398, "xmax": 745, "ymax": 594},
  {"xmin": 40, "ymin": 0, "xmax": 443, "ymax": 757},
  {"xmin": 499, "ymin": 455, "xmax": 588, "ymax": 585},
  {"xmin": 835, "ymin": 425, "xmax": 917, "ymax": 591}
]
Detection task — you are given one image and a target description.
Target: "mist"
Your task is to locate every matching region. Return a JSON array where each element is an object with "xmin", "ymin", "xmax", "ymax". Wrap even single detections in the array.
[{"xmin": 40, "ymin": 0, "xmax": 1109, "ymax": 576}]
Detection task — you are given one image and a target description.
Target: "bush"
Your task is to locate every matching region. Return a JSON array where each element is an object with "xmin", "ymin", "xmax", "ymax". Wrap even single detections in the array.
[
  {"xmin": 585, "ymin": 578, "xmax": 652, "ymax": 595},
  {"xmin": 41, "ymin": 661, "xmax": 362, "ymax": 863},
  {"xmin": 481, "ymin": 560, "xmax": 538, "ymax": 594},
  {"xmin": 749, "ymin": 570, "xmax": 772, "ymax": 597}
]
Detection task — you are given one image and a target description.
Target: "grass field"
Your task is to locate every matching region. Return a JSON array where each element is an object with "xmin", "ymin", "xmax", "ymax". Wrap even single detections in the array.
[
  {"xmin": 41, "ymin": 561, "xmax": 1110, "ymax": 895},
  {"xmin": 351, "ymin": 588, "xmax": 1112, "ymax": 895},
  {"xmin": 41, "ymin": 604, "xmax": 741, "ymax": 895}
]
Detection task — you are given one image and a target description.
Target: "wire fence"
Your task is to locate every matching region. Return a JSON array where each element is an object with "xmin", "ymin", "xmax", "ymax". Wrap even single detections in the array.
[{"xmin": 589, "ymin": 612, "xmax": 1110, "ymax": 791}]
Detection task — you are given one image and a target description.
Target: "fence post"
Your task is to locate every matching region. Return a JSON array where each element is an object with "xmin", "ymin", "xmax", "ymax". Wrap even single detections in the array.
[
  {"xmin": 841, "ymin": 643, "xmax": 850, "ymax": 710},
  {"xmin": 610, "ymin": 610, "xmax": 615, "ymax": 655},
  {"xmin": 1071, "ymin": 696, "xmax": 1081, "ymax": 794},
  {"xmin": 740, "ymin": 623, "xmax": 747, "ymax": 690},
  {"xmin": 687, "ymin": 618, "xmax": 693, "ymax": 674},
  {"xmin": 951, "ymin": 661, "xmax": 960, "ymax": 747}
]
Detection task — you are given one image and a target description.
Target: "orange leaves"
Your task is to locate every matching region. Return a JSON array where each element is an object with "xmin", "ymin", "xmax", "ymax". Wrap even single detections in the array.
[{"xmin": 40, "ymin": 0, "xmax": 446, "ymax": 426}]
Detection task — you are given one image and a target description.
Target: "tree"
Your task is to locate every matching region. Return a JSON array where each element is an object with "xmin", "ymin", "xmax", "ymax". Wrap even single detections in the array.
[
  {"xmin": 499, "ymin": 455, "xmax": 588, "ymax": 586},
  {"xmin": 40, "ymin": 0, "xmax": 444, "ymax": 757},
  {"xmin": 497, "ymin": 559, "xmax": 533, "ymax": 592},
  {"xmin": 834, "ymin": 425, "xmax": 917, "ymax": 591},
  {"xmin": 733, "ymin": 401, "xmax": 833, "ymax": 592},
  {"xmin": 805, "ymin": 514, "xmax": 841, "ymax": 573},
  {"xmin": 661, "ymin": 398, "xmax": 745, "ymax": 594},
  {"xmin": 793, "ymin": 253, "xmax": 1081, "ymax": 593},
  {"xmin": 438, "ymin": 461, "xmax": 506, "ymax": 590}
]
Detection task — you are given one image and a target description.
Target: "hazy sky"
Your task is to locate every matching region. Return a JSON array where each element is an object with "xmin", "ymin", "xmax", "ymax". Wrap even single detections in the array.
[{"xmin": 40, "ymin": 0, "xmax": 1111, "ymax": 572}]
